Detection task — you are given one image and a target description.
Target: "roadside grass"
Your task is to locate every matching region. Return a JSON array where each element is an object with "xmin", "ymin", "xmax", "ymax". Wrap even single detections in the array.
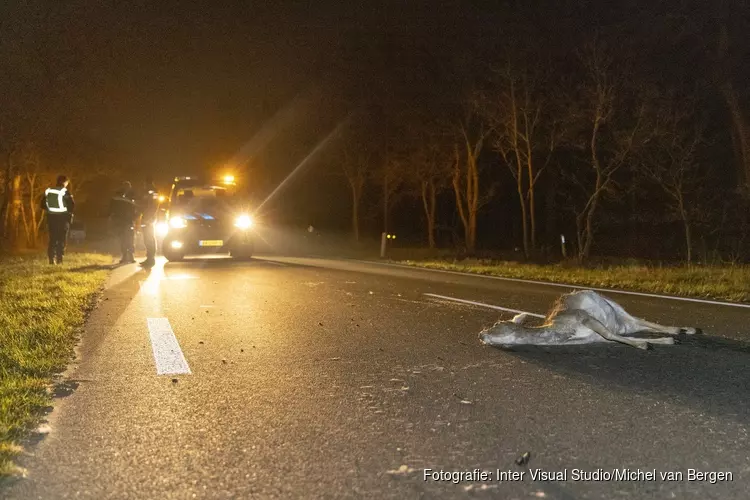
[
  {"xmin": 398, "ymin": 259, "xmax": 750, "ymax": 303},
  {"xmin": 0, "ymin": 253, "xmax": 112, "ymax": 475}
]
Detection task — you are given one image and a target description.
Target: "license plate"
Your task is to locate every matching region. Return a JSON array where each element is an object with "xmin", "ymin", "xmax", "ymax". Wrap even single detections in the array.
[{"xmin": 199, "ymin": 240, "xmax": 223, "ymax": 247}]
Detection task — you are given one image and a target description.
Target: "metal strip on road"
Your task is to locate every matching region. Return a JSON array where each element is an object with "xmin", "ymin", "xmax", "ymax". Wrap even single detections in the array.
[
  {"xmin": 146, "ymin": 318, "xmax": 192, "ymax": 375},
  {"xmin": 353, "ymin": 259, "xmax": 750, "ymax": 309},
  {"xmin": 424, "ymin": 293, "xmax": 546, "ymax": 319}
]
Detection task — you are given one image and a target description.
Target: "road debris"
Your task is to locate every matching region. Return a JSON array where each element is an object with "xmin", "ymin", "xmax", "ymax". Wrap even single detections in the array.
[
  {"xmin": 171, "ymin": 378, "xmax": 178, "ymax": 384},
  {"xmin": 515, "ymin": 451, "xmax": 531, "ymax": 466},
  {"xmin": 464, "ymin": 484, "xmax": 498, "ymax": 492},
  {"xmin": 386, "ymin": 465, "xmax": 415, "ymax": 476}
]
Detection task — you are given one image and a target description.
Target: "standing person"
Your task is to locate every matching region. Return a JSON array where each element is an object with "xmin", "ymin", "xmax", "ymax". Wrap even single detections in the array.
[
  {"xmin": 109, "ymin": 181, "xmax": 137, "ymax": 264},
  {"xmin": 40, "ymin": 175, "xmax": 75, "ymax": 264},
  {"xmin": 138, "ymin": 177, "xmax": 159, "ymax": 268}
]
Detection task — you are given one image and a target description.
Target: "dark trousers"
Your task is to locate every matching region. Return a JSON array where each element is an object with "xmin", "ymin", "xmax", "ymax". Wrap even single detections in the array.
[
  {"xmin": 117, "ymin": 224, "xmax": 135, "ymax": 262},
  {"xmin": 142, "ymin": 221, "xmax": 156, "ymax": 261},
  {"xmin": 47, "ymin": 213, "xmax": 70, "ymax": 263}
]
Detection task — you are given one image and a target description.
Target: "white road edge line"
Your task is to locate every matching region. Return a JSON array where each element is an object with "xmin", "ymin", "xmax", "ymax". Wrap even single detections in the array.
[
  {"xmin": 146, "ymin": 318, "xmax": 192, "ymax": 375},
  {"xmin": 351, "ymin": 259, "xmax": 750, "ymax": 309},
  {"xmin": 423, "ymin": 293, "xmax": 546, "ymax": 318}
]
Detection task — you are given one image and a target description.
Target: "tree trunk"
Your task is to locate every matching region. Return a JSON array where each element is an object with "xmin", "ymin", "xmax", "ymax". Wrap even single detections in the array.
[
  {"xmin": 27, "ymin": 173, "xmax": 39, "ymax": 247},
  {"xmin": 467, "ymin": 206, "xmax": 477, "ymax": 254},
  {"xmin": 350, "ymin": 182, "xmax": 361, "ymax": 243},
  {"xmin": 528, "ymin": 171, "xmax": 537, "ymax": 252},
  {"xmin": 677, "ymin": 195, "xmax": 692, "ymax": 265},
  {"xmin": 382, "ymin": 171, "xmax": 389, "ymax": 234},
  {"xmin": 516, "ymin": 175, "xmax": 529, "ymax": 259},
  {"xmin": 429, "ymin": 180, "xmax": 436, "ymax": 249},
  {"xmin": 452, "ymin": 146, "xmax": 472, "ymax": 253},
  {"xmin": 421, "ymin": 180, "xmax": 437, "ymax": 249},
  {"xmin": 8, "ymin": 173, "xmax": 22, "ymax": 250},
  {"xmin": 721, "ymin": 82, "xmax": 750, "ymax": 188},
  {"xmin": 577, "ymin": 114, "xmax": 605, "ymax": 263}
]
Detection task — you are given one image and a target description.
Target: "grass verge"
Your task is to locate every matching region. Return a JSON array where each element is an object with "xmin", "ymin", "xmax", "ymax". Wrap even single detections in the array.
[
  {"xmin": 0, "ymin": 253, "xmax": 112, "ymax": 475},
  {"xmin": 398, "ymin": 259, "xmax": 750, "ymax": 303}
]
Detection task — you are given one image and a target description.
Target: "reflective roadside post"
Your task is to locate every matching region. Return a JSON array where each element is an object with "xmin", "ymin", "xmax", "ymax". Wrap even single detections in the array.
[
  {"xmin": 561, "ymin": 234, "xmax": 567, "ymax": 259},
  {"xmin": 381, "ymin": 233, "xmax": 396, "ymax": 259}
]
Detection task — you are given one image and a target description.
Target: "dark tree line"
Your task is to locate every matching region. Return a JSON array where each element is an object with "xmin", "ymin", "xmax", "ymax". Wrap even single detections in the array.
[{"xmin": 327, "ymin": 2, "xmax": 750, "ymax": 264}]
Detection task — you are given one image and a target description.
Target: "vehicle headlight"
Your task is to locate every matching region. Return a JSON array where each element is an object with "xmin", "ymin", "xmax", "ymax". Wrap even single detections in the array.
[
  {"xmin": 156, "ymin": 222, "xmax": 169, "ymax": 236},
  {"xmin": 234, "ymin": 214, "xmax": 253, "ymax": 229},
  {"xmin": 169, "ymin": 216, "xmax": 187, "ymax": 229}
]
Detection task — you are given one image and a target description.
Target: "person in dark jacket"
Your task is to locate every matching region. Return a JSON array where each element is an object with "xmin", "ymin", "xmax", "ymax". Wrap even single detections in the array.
[
  {"xmin": 109, "ymin": 181, "xmax": 137, "ymax": 264},
  {"xmin": 40, "ymin": 174, "xmax": 75, "ymax": 264},
  {"xmin": 137, "ymin": 177, "xmax": 159, "ymax": 268}
]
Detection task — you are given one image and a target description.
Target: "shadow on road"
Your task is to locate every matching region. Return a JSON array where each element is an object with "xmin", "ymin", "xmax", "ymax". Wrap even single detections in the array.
[{"xmin": 498, "ymin": 334, "xmax": 750, "ymax": 424}]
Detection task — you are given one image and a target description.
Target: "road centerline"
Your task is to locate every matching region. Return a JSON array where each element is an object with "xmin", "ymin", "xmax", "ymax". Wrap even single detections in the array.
[
  {"xmin": 146, "ymin": 317, "xmax": 192, "ymax": 375},
  {"xmin": 423, "ymin": 293, "xmax": 546, "ymax": 319}
]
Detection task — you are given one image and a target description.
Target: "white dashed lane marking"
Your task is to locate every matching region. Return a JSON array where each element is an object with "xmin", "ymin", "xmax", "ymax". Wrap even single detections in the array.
[
  {"xmin": 423, "ymin": 293, "xmax": 546, "ymax": 319},
  {"xmin": 146, "ymin": 317, "xmax": 192, "ymax": 375}
]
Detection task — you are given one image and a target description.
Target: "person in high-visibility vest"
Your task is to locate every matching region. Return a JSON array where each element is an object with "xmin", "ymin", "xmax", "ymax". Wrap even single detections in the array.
[
  {"xmin": 109, "ymin": 181, "xmax": 137, "ymax": 264},
  {"xmin": 40, "ymin": 175, "xmax": 75, "ymax": 264}
]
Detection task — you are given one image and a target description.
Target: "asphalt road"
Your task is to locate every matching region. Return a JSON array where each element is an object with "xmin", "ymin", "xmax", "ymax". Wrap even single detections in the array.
[{"xmin": 4, "ymin": 255, "xmax": 750, "ymax": 499}]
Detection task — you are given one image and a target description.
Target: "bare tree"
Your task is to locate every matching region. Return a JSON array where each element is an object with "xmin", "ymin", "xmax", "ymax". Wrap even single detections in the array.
[
  {"xmin": 482, "ymin": 58, "xmax": 557, "ymax": 258},
  {"xmin": 339, "ymin": 146, "xmax": 370, "ymax": 242},
  {"xmin": 374, "ymin": 153, "xmax": 407, "ymax": 236},
  {"xmin": 715, "ymin": 23, "xmax": 750, "ymax": 190},
  {"xmin": 1, "ymin": 141, "xmax": 23, "ymax": 250},
  {"xmin": 638, "ymin": 93, "xmax": 707, "ymax": 264},
  {"xmin": 563, "ymin": 41, "xmax": 651, "ymax": 262},
  {"xmin": 452, "ymin": 101, "xmax": 492, "ymax": 254},
  {"xmin": 404, "ymin": 132, "xmax": 453, "ymax": 248}
]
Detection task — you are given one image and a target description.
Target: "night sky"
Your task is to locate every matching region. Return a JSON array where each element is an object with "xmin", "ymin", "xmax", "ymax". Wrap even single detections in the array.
[
  {"xmin": 2, "ymin": 0, "xmax": 749, "ymax": 231},
  {"xmin": 1, "ymin": 1, "xmax": 491, "ymax": 178}
]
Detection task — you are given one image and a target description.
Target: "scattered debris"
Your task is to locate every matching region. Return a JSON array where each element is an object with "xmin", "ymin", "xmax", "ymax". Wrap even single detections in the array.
[
  {"xmin": 464, "ymin": 484, "xmax": 498, "ymax": 492},
  {"xmin": 198, "ymin": 341, "xmax": 204, "ymax": 345},
  {"xmin": 532, "ymin": 491, "xmax": 547, "ymax": 498},
  {"xmin": 329, "ymin": 357, "xmax": 341, "ymax": 361},
  {"xmin": 368, "ymin": 291, "xmax": 374, "ymax": 295},
  {"xmin": 240, "ymin": 348, "xmax": 244, "ymax": 353},
  {"xmin": 171, "ymin": 378, "xmax": 178, "ymax": 384},
  {"xmin": 318, "ymin": 322, "xmax": 324, "ymax": 326},
  {"xmin": 460, "ymin": 400, "xmax": 473, "ymax": 405},
  {"xmin": 386, "ymin": 465, "xmax": 415, "ymax": 476},
  {"xmin": 515, "ymin": 451, "xmax": 532, "ymax": 466},
  {"xmin": 221, "ymin": 359, "xmax": 227, "ymax": 364}
]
